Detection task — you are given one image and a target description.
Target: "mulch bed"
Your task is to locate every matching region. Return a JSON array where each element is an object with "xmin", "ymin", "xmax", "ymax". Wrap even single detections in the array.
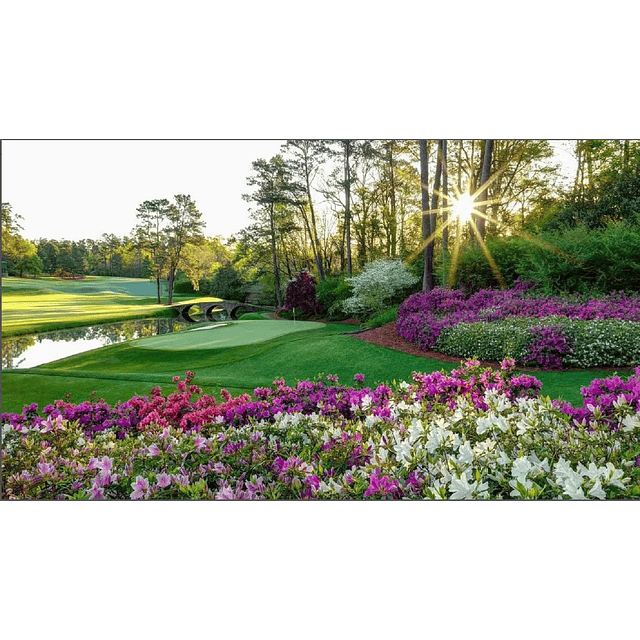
[{"xmin": 350, "ymin": 322, "xmax": 472, "ymax": 364}]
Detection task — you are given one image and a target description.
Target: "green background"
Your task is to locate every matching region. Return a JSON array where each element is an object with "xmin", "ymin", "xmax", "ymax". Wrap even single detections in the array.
[{"xmin": 0, "ymin": 0, "xmax": 640, "ymax": 638}]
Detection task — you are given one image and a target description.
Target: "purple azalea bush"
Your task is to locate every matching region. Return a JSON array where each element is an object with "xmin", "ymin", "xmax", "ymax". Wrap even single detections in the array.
[{"xmin": 396, "ymin": 282, "xmax": 640, "ymax": 369}]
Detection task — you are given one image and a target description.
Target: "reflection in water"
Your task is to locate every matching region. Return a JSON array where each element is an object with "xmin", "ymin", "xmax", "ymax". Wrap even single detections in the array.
[{"xmin": 2, "ymin": 315, "xmax": 227, "ymax": 369}]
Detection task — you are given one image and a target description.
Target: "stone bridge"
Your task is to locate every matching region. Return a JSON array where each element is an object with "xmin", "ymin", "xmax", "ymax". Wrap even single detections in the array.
[{"xmin": 171, "ymin": 300, "xmax": 275, "ymax": 322}]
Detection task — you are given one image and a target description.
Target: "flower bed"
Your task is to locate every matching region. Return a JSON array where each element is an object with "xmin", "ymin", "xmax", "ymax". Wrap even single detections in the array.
[
  {"xmin": 3, "ymin": 363, "xmax": 639, "ymax": 500},
  {"xmin": 396, "ymin": 282, "xmax": 640, "ymax": 369}
]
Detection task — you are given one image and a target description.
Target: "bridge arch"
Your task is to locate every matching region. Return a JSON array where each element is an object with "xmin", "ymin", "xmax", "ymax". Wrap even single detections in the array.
[{"xmin": 171, "ymin": 300, "xmax": 275, "ymax": 322}]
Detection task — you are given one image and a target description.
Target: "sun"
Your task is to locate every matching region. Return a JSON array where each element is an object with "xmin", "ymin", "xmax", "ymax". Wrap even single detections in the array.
[{"xmin": 452, "ymin": 193, "xmax": 475, "ymax": 224}]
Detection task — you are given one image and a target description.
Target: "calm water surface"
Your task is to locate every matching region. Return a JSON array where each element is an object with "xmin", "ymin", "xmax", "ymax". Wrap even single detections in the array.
[{"xmin": 2, "ymin": 315, "xmax": 227, "ymax": 369}]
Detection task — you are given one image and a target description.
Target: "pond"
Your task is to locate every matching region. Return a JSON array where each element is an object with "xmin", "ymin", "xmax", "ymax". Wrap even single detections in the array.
[{"xmin": 1, "ymin": 315, "xmax": 228, "ymax": 369}]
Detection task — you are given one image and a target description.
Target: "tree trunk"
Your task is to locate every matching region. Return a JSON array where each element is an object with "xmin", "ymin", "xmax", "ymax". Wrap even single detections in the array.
[
  {"xmin": 344, "ymin": 141, "xmax": 353, "ymax": 277},
  {"xmin": 270, "ymin": 204, "xmax": 283, "ymax": 307},
  {"xmin": 441, "ymin": 140, "xmax": 448, "ymax": 286},
  {"xmin": 304, "ymin": 165, "xmax": 325, "ymax": 281},
  {"xmin": 156, "ymin": 276, "xmax": 161, "ymax": 304},
  {"xmin": 623, "ymin": 139, "xmax": 629, "ymax": 172},
  {"xmin": 476, "ymin": 139, "xmax": 493, "ymax": 240},
  {"xmin": 167, "ymin": 268, "xmax": 176, "ymax": 305},
  {"xmin": 574, "ymin": 140, "xmax": 583, "ymax": 197},
  {"xmin": 388, "ymin": 142, "xmax": 398, "ymax": 257},
  {"xmin": 419, "ymin": 140, "xmax": 432, "ymax": 291}
]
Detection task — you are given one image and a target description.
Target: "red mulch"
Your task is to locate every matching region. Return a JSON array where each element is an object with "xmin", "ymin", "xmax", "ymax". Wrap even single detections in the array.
[{"xmin": 350, "ymin": 322, "xmax": 471, "ymax": 364}]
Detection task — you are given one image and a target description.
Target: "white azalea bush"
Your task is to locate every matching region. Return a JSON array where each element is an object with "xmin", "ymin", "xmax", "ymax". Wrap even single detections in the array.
[
  {"xmin": 342, "ymin": 259, "xmax": 418, "ymax": 319},
  {"xmin": 436, "ymin": 318, "xmax": 640, "ymax": 369}
]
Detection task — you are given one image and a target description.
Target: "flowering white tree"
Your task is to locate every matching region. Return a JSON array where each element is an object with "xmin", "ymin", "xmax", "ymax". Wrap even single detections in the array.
[{"xmin": 342, "ymin": 259, "xmax": 418, "ymax": 317}]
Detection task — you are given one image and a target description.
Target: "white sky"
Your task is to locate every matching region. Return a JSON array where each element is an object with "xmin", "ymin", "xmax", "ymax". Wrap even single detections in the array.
[
  {"xmin": 2, "ymin": 140, "xmax": 578, "ymax": 244},
  {"xmin": 2, "ymin": 140, "xmax": 285, "ymax": 242}
]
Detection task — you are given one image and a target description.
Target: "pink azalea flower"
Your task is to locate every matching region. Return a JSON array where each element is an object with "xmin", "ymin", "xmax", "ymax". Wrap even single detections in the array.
[
  {"xmin": 215, "ymin": 486, "xmax": 235, "ymax": 500},
  {"xmin": 87, "ymin": 457, "xmax": 100, "ymax": 471},
  {"xmin": 37, "ymin": 461, "xmax": 55, "ymax": 476},
  {"xmin": 147, "ymin": 443, "xmax": 161, "ymax": 457},
  {"xmin": 89, "ymin": 485, "xmax": 105, "ymax": 500},
  {"xmin": 171, "ymin": 474, "xmax": 189, "ymax": 487},
  {"xmin": 97, "ymin": 457, "xmax": 113, "ymax": 472},
  {"xmin": 194, "ymin": 434, "xmax": 208, "ymax": 452},
  {"xmin": 131, "ymin": 476, "xmax": 150, "ymax": 499},
  {"xmin": 156, "ymin": 472, "xmax": 171, "ymax": 488}
]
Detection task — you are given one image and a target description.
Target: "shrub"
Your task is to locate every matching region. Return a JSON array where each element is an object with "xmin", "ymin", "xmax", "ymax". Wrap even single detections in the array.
[
  {"xmin": 173, "ymin": 279, "xmax": 196, "ymax": 294},
  {"xmin": 562, "ymin": 320, "xmax": 640, "ymax": 368},
  {"xmin": 316, "ymin": 276, "xmax": 353, "ymax": 320},
  {"xmin": 454, "ymin": 236, "xmax": 535, "ymax": 292},
  {"xmin": 365, "ymin": 305, "xmax": 399, "ymax": 329},
  {"xmin": 529, "ymin": 223, "xmax": 640, "ymax": 295},
  {"xmin": 398, "ymin": 284, "xmax": 640, "ymax": 369},
  {"xmin": 435, "ymin": 320, "xmax": 533, "ymax": 363},
  {"xmin": 524, "ymin": 325, "xmax": 573, "ymax": 370},
  {"xmin": 342, "ymin": 259, "xmax": 419, "ymax": 319},
  {"xmin": 206, "ymin": 266, "xmax": 246, "ymax": 301},
  {"xmin": 283, "ymin": 270, "xmax": 322, "ymax": 316},
  {"xmin": 452, "ymin": 223, "xmax": 640, "ymax": 296},
  {"xmin": 434, "ymin": 318, "xmax": 640, "ymax": 370}
]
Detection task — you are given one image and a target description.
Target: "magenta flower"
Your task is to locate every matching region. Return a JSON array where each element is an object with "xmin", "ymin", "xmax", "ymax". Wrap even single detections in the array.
[
  {"xmin": 354, "ymin": 373, "xmax": 366, "ymax": 383},
  {"xmin": 215, "ymin": 486, "xmax": 235, "ymax": 499},
  {"xmin": 94, "ymin": 470, "xmax": 112, "ymax": 487}
]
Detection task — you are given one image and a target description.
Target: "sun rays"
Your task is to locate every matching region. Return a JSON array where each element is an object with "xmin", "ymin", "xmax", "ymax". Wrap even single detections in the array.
[
  {"xmin": 407, "ymin": 154, "xmax": 569, "ymax": 290},
  {"xmin": 408, "ymin": 177, "xmax": 505, "ymax": 287}
]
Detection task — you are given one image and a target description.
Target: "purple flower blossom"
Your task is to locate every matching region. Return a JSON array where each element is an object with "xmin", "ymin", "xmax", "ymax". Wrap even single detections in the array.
[
  {"xmin": 147, "ymin": 443, "xmax": 161, "ymax": 457},
  {"xmin": 131, "ymin": 476, "xmax": 150, "ymax": 499},
  {"xmin": 89, "ymin": 485, "xmax": 105, "ymax": 500},
  {"xmin": 155, "ymin": 471, "xmax": 171, "ymax": 488}
]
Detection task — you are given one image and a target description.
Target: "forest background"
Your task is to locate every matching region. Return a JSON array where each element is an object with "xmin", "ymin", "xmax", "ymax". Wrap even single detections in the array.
[{"xmin": 3, "ymin": 139, "xmax": 640, "ymax": 309}]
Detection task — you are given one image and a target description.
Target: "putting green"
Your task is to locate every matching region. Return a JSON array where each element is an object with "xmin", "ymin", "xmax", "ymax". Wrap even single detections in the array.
[{"xmin": 132, "ymin": 319, "xmax": 324, "ymax": 350}]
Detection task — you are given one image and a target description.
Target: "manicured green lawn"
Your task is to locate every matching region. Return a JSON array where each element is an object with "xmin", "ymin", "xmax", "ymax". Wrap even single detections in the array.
[
  {"xmin": 1, "ymin": 276, "xmax": 217, "ymax": 336},
  {"xmin": 2, "ymin": 279, "xmax": 626, "ymax": 415},
  {"xmin": 2, "ymin": 313, "xmax": 624, "ymax": 414},
  {"xmin": 1, "ymin": 321, "xmax": 454, "ymax": 412}
]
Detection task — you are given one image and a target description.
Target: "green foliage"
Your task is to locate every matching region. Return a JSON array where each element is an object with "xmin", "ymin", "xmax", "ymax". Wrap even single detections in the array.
[
  {"xmin": 562, "ymin": 320, "xmax": 640, "ymax": 368},
  {"xmin": 365, "ymin": 305, "xmax": 399, "ymax": 328},
  {"xmin": 544, "ymin": 168, "xmax": 640, "ymax": 230},
  {"xmin": 453, "ymin": 236, "xmax": 535, "ymax": 291},
  {"xmin": 277, "ymin": 308, "xmax": 313, "ymax": 321},
  {"xmin": 316, "ymin": 276, "xmax": 353, "ymax": 320},
  {"xmin": 205, "ymin": 266, "xmax": 246, "ymax": 301},
  {"xmin": 452, "ymin": 223, "xmax": 640, "ymax": 295},
  {"xmin": 436, "ymin": 319, "xmax": 534, "ymax": 362},
  {"xmin": 529, "ymin": 223, "xmax": 640, "ymax": 295},
  {"xmin": 173, "ymin": 278, "xmax": 196, "ymax": 294}
]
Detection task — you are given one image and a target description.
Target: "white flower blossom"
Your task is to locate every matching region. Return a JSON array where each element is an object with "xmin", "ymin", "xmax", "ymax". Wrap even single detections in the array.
[{"xmin": 587, "ymin": 478, "xmax": 606, "ymax": 500}]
